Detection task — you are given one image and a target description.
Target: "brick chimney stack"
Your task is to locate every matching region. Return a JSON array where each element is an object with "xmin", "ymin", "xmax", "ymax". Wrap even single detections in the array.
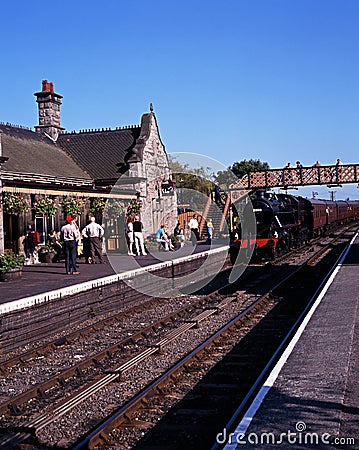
[{"xmin": 34, "ymin": 80, "xmax": 65, "ymax": 141}]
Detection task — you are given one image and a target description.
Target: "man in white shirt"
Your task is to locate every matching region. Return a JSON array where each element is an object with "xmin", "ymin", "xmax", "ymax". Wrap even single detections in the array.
[
  {"xmin": 82, "ymin": 217, "xmax": 105, "ymax": 264},
  {"xmin": 188, "ymin": 214, "xmax": 199, "ymax": 246},
  {"xmin": 61, "ymin": 216, "xmax": 81, "ymax": 274}
]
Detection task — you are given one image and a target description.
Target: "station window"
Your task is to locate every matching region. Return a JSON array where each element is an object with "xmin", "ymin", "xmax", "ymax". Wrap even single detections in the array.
[{"xmin": 35, "ymin": 215, "xmax": 54, "ymax": 245}]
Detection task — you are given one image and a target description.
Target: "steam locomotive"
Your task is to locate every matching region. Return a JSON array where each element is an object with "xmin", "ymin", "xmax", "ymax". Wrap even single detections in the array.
[{"xmin": 230, "ymin": 190, "xmax": 359, "ymax": 261}]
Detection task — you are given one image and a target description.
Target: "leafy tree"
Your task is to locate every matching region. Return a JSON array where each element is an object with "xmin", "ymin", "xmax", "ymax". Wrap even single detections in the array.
[
  {"xmin": 214, "ymin": 159, "xmax": 270, "ymax": 188},
  {"xmin": 215, "ymin": 168, "xmax": 238, "ymax": 189},
  {"xmin": 169, "ymin": 157, "xmax": 213, "ymax": 196},
  {"xmin": 231, "ymin": 159, "xmax": 270, "ymax": 179},
  {"xmin": 169, "ymin": 157, "xmax": 214, "ymax": 211}
]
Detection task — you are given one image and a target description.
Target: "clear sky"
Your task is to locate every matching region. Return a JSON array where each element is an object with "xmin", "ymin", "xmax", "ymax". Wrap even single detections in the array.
[{"xmin": 1, "ymin": 0, "xmax": 358, "ymax": 199}]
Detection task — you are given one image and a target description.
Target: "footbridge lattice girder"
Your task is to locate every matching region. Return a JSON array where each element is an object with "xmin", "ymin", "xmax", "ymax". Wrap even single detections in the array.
[{"xmin": 230, "ymin": 163, "xmax": 359, "ymax": 192}]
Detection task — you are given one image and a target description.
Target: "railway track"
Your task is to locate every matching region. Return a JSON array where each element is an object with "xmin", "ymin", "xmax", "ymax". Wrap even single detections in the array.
[{"xmin": 0, "ymin": 226, "xmax": 356, "ymax": 449}]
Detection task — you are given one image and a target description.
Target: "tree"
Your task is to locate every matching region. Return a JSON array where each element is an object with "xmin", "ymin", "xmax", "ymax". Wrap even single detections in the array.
[
  {"xmin": 214, "ymin": 159, "xmax": 270, "ymax": 188},
  {"xmin": 169, "ymin": 157, "xmax": 213, "ymax": 196},
  {"xmin": 169, "ymin": 157, "xmax": 214, "ymax": 211},
  {"xmin": 231, "ymin": 159, "xmax": 270, "ymax": 179}
]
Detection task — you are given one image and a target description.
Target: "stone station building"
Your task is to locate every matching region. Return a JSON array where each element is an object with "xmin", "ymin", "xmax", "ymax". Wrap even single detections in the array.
[{"xmin": 0, "ymin": 80, "xmax": 177, "ymax": 254}]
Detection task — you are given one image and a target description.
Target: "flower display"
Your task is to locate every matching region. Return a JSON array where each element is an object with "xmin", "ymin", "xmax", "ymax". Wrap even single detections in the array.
[
  {"xmin": 0, "ymin": 252, "xmax": 25, "ymax": 273},
  {"xmin": 61, "ymin": 196, "xmax": 87, "ymax": 215},
  {"xmin": 89, "ymin": 198, "xmax": 107, "ymax": 216},
  {"xmin": 38, "ymin": 244, "xmax": 57, "ymax": 254},
  {"xmin": 2, "ymin": 193, "xmax": 30, "ymax": 215},
  {"xmin": 127, "ymin": 198, "xmax": 142, "ymax": 216},
  {"xmin": 33, "ymin": 195, "xmax": 58, "ymax": 216},
  {"xmin": 103, "ymin": 199, "xmax": 126, "ymax": 220}
]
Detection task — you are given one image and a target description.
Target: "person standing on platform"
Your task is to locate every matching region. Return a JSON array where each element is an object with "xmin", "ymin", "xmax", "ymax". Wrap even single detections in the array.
[
  {"xmin": 133, "ymin": 215, "xmax": 147, "ymax": 256},
  {"xmin": 61, "ymin": 216, "xmax": 81, "ymax": 275},
  {"xmin": 24, "ymin": 226, "xmax": 41, "ymax": 261},
  {"xmin": 126, "ymin": 216, "xmax": 135, "ymax": 256},
  {"xmin": 82, "ymin": 217, "xmax": 105, "ymax": 264},
  {"xmin": 47, "ymin": 229, "xmax": 63, "ymax": 262},
  {"xmin": 81, "ymin": 226, "xmax": 92, "ymax": 264},
  {"xmin": 189, "ymin": 214, "xmax": 199, "ymax": 246}
]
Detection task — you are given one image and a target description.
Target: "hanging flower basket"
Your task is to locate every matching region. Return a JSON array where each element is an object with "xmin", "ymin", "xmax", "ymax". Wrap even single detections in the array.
[
  {"xmin": 103, "ymin": 199, "xmax": 126, "ymax": 220},
  {"xmin": 89, "ymin": 198, "xmax": 107, "ymax": 216},
  {"xmin": 127, "ymin": 198, "xmax": 142, "ymax": 216},
  {"xmin": 61, "ymin": 196, "xmax": 87, "ymax": 215},
  {"xmin": 2, "ymin": 193, "xmax": 30, "ymax": 215},
  {"xmin": 33, "ymin": 195, "xmax": 58, "ymax": 216}
]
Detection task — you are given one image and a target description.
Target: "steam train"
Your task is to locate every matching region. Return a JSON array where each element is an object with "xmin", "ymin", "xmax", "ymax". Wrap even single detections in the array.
[{"xmin": 230, "ymin": 190, "xmax": 359, "ymax": 262}]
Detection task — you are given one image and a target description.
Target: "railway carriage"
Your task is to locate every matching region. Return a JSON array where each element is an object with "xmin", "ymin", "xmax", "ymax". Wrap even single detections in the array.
[
  {"xmin": 336, "ymin": 200, "xmax": 351, "ymax": 223},
  {"xmin": 348, "ymin": 201, "xmax": 359, "ymax": 219},
  {"xmin": 308, "ymin": 199, "xmax": 332, "ymax": 236}
]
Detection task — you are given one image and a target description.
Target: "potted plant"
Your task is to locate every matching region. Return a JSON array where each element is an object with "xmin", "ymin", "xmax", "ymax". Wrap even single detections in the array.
[
  {"xmin": 38, "ymin": 245, "xmax": 57, "ymax": 263},
  {"xmin": 0, "ymin": 252, "xmax": 25, "ymax": 282}
]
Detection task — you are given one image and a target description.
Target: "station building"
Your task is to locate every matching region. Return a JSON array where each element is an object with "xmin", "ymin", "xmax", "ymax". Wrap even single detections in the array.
[{"xmin": 0, "ymin": 80, "xmax": 177, "ymax": 254}]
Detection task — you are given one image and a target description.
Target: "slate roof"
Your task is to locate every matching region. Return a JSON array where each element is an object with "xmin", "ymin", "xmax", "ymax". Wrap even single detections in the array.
[
  {"xmin": 57, "ymin": 126, "xmax": 142, "ymax": 181},
  {"xmin": 0, "ymin": 123, "xmax": 91, "ymax": 180}
]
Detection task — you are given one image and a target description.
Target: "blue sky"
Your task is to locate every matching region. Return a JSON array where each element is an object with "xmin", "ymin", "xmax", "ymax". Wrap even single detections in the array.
[{"xmin": 1, "ymin": 0, "xmax": 358, "ymax": 199}]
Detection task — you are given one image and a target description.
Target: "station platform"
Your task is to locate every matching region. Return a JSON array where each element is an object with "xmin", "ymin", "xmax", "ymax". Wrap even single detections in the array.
[
  {"xmin": 223, "ymin": 232, "xmax": 359, "ymax": 449},
  {"xmin": 0, "ymin": 241, "xmax": 228, "ymax": 312},
  {"xmin": 0, "ymin": 240, "xmax": 230, "ymax": 355}
]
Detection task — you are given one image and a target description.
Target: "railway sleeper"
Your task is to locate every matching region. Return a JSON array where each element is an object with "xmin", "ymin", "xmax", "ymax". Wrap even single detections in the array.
[
  {"xmin": 0, "ymin": 425, "xmax": 36, "ymax": 434},
  {"xmin": 92, "ymin": 358, "xmax": 104, "ymax": 368},
  {"xmin": 120, "ymin": 417, "xmax": 152, "ymax": 428},
  {"xmin": 57, "ymin": 376, "xmax": 67, "ymax": 387},
  {"xmin": 8, "ymin": 402, "xmax": 22, "ymax": 416},
  {"xmin": 37, "ymin": 388, "xmax": 48, "ymax": 399},
  {"xmin": 76, "ymin": 367, "xmax": 85, "ymax": 377}
]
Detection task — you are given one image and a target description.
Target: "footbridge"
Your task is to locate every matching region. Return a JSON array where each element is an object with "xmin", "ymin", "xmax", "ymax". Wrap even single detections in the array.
[{"xmin": 231, "ymin": 163, "xmax": 359, "ymax": 194}]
